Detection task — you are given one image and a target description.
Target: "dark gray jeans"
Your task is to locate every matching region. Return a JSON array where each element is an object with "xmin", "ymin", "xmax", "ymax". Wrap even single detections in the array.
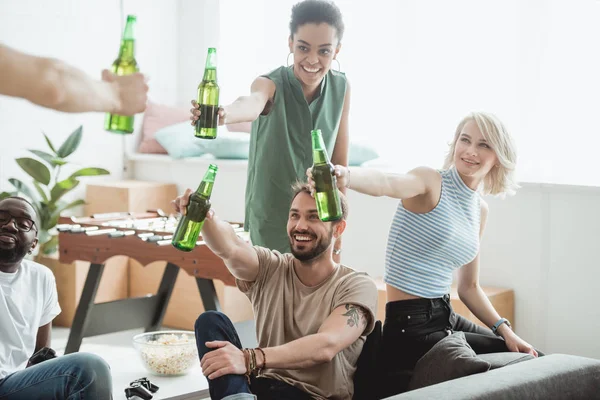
[{"xmin": 379, "ymin": 294, "xmax": 511, "ymax": 398}]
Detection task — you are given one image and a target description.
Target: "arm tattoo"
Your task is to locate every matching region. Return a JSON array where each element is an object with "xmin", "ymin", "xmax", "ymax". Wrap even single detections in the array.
[{"xmin": 342, "ymin": 304, "xmax": 367, "ymax": 328}]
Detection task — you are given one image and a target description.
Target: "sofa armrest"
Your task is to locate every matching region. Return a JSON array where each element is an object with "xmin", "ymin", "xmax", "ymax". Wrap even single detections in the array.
[{"xmin": 385, "ymin": 354, "xmax": 600, "ymax": 400}]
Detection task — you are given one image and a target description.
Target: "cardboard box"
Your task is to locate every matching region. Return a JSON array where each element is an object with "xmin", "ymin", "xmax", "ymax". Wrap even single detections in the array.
[
  {"xmin": 39, "ymin": 253, "xmax": 129, "ymax": 327},
  {"xmin": 84, "ymin": 180, "xmax": 178, "ymax": 215},
  {"xmin": 128, "ymin": 259, "xmax": 254, "ymax": 330}
]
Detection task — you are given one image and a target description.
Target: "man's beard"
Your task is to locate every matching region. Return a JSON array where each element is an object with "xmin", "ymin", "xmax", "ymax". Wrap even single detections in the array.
[
  {"xmin": 289, "ymin": 228, "xmax": 333, "ymax": 262},
  {"xmin": 0, "ymin": 241, "xmax": 29, "ymax": 264}
]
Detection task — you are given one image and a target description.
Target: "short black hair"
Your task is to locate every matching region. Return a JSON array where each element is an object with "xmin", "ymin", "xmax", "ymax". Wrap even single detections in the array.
[
  {"xmin": 289, "ymin": 0, "xmax": 345, "ymax": 42},
  {"xmin": 0, "ymin": 196, "xmax": 40, "ymax": 229}
]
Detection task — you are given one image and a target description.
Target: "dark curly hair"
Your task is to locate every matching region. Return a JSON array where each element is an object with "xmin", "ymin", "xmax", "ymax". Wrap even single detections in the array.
[{"xmin": 289, "ymin": 0, "xmax": 345, "ymax": 43}]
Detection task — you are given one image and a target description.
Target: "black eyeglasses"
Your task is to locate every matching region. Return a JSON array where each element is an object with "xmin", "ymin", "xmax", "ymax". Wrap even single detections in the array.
[{"xmin": 0, "ymin": 210, "xmax": 36, "ymax": 232}]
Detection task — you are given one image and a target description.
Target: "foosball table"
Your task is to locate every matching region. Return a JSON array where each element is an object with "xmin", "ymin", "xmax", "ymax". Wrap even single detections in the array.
[{"xmin": 57, "ymin": 211, "xmax": 247, "ymax": 354}]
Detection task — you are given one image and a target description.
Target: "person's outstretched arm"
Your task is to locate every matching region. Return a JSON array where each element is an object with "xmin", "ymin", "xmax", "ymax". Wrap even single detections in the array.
[
  {"xmin": 190, "ymin": 76, "xmax": 276, "ymax": 127},
  {"xmin": 308, "ymin": 164, "xmax": 439, "ymax": 201},
  {"xmin": 172, "ymin": 189, "xmax": 259, "ymax": 282},
  {"xmin": 0, "ymin": 43, "xmax": 148, "ymax": 115}
]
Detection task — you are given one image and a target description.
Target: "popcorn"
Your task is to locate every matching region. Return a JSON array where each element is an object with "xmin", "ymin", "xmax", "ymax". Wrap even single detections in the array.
[{"xmin": 137, "ymin": 333, "xmax": 198, "ymax": 375}]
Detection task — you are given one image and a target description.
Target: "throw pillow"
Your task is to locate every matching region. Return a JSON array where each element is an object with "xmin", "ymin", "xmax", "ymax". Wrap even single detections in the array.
[
  {"xmin": 349, "ymin": 140, "xmax": 379, "ymax": 166},
  {"xmin": 154, "ymin": 122, "xmax": 205, "ymax": 159},
  {"xmin": 138, "ymin": 101, "xmax": 190, "ymax": 154},
  {"xmin": 197, "ymin": 129, "xmax": 250, "ymax": 159},
  {"xmin": 155, "ymin": 123, "xmax": 251, "ymax": 160},
  {"xmin": 407, "ymin": 332, "xmax": 492, "ymax": 391}
]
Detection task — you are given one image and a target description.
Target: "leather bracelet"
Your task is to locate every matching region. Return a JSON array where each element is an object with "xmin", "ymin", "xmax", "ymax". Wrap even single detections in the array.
[
  {"xmin": 243, "ymin": 349, "xmax": 251, "ymax": 383},
  {"xmin": 255, "ymin": 347, "xmax": 266, "ymax": 375}
]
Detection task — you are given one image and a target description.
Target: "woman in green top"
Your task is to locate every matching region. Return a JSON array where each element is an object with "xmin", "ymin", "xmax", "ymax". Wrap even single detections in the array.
[{"xmin": 188, "ymin": 0, "xmax": 350, "ymax": 260}]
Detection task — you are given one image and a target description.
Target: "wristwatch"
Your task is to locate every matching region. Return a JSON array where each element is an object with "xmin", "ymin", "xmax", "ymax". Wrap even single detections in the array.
[{"xmin": 491, "ymin": 318, "xmax": 511, "ymax": 336}]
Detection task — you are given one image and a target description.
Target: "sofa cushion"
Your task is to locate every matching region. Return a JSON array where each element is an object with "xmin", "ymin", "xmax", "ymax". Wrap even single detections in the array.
[
  {"xmin": 478, "ymin": 352, "xmax": 535, "ymax": 369},
  {"xmin": 197, "ymin": 129, "xmax": 250, "ymax": 159},
  {"xmin": 408, "ymin": 332, "xmax": 491, "ymax": 391},
  {"xmin": 387, "ymin": 354, "xmax": 600, "ymax": 400},
  {"xmin": 138, "ymin": 101, "xmax": 190, "ymax": 154},
  {"xmin": 349, "ymin": 139, "xmax": 379, "ymax": 166},
  {"xmin": 155, "ymin": 123, "xmax": 250, "ymax": 159},
  {"xmin": 154, "ymin": 122, "xmax": 205, "ymax": 159}
]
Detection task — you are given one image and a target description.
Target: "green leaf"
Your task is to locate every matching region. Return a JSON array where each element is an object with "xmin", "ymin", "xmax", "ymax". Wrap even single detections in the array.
[
  {"xmin": 38, "ymin": 229, "xmax": 51, "ymax": 245},
  {"xmin": 57, "ymin": 126, "xmax": 82, "ymax": 158},
  {"xmin": 50, "ymin": 178, "xmax": 79, "ymax": 203},
  {"xmin": 32, "ymin": 181, "xmax": 49, "ymax": 203},
  {"xmin": 15, "ymin": 158, "xmax": 51, "ymax": 185},
  {"xmin": 59, "ymin": 199, "xmax": 86, "ymax": 213},
  {"xmin": 8, "ymin": 178, "xmax": 38, "ymax": 203},
  {"xmin": 43, "ymin": 131, "xmax": 57, "ymax": 154},
  {"xmin": 29, "ymin": 150, "xmax": 66, "ymax": 167},
  {"xmin": 69, "ymin": 167, "xmax": 110, "ymax": 178},
  {"xmin": 0, "ymin": 191, "xmax": 15, "ymax": 200},
  {"xmin": 29, "ymin": 150, "xmax": 55, "ymax": 165},
  {"xmin": 42, "ymin": 235, "xmax": 59, "ymax": 255},
  {"xmin": 46, "ymin": 212, "xmax": 61, "ymax": 232},
  {"xmin": 39, "ymin": 203, "xmax": 57, "ymax": 231},
  {"xmin": 41, "ymin": 235, "xmax": 59, "ymax": 255}
]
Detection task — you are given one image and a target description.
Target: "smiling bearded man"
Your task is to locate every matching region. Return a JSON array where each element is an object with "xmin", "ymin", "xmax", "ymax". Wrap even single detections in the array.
[
  {"xmin": 171, "ymin": 181, "xmax": 379, "ymax": 400},
  {"xmin": 0, "ymin": 196, "xmax": 113, "ymax": 399}
]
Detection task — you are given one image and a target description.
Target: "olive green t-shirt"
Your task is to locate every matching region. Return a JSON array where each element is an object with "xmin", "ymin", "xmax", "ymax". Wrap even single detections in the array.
[
  {"xmin": 236, "ymin": 246, "xmax": 378, "ymax": 399},
  {"xmin": 244, "ymin": 66, "xmax": 347, "ymax": 253}
]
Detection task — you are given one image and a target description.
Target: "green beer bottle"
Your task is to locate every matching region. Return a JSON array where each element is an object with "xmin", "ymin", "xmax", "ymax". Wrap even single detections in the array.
[
  {"xmin": 311, "ymin": 129, "xmax": 343, "ymax": 222},
  {"xmin": 195, "ymin": 48, "xmax": 220, "ymax": 139},
  {"xmin": 104, "ymin": 15, "xmax": 139, "ymax": 134},
  {"xmin": 172, "ymin": 164, "xmax": 218, "ymax": 252}
]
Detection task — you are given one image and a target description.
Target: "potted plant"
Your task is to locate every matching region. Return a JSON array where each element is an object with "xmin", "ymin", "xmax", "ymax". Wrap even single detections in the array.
[{"xmin": 0, "ymin": 126, "xmax": 110, "ymax": 256}]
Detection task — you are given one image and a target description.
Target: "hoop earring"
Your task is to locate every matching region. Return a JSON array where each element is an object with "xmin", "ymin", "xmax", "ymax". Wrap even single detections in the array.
[
  {"xmin": 286, "ymin": 52, "xmax": 293, "ymax": 67},
  {"xmin": 333, "ymin": 58, "xmax": 341, "ymax": 72}
]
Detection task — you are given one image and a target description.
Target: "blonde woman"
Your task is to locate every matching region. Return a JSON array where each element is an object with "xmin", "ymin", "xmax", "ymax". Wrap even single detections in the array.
[{"xmin": 307, "ymin": 112, "xmax": 540, "ymax": 396}]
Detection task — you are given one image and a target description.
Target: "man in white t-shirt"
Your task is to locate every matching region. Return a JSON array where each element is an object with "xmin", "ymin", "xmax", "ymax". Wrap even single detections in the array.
[{"xmin": 0, "ymin": 196, "xmax": 112, "ymax": 399}]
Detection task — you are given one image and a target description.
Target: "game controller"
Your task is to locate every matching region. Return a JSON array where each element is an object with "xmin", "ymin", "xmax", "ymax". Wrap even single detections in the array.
[
  {"xmin": 124, "ymin": 384, "xmax": 152, "ymax": 400},
  {"xmin": 124, "ymin": 377, "xmax": 159, "ymax": 399},
  {"xmin": 130, "ymin": 377, "xmax": 159, "ymax": 393},
  {"xmin": 27, "ymin": 347, "xmax": 57, "ymax": 367}
]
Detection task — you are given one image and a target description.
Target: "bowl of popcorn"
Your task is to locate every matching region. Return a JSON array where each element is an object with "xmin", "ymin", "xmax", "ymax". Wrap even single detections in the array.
[{"xmin": 132, "ymin": 331, "xmax": 198, "ymax": 376}]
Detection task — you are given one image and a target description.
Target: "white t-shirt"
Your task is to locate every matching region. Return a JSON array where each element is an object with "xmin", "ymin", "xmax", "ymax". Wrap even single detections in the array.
[{"xmin": 0, "ymin": 259, "xmax": 61, "ymax": 379}]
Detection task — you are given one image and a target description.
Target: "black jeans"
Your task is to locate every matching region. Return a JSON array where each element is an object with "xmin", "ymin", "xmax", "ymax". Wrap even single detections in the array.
[
  {"xmin": 378, "ymin": 295, "xmax": 510, "ymax": 398},
  {"xmin": 195, "ymin": 311, "xmax": 312, "ymax": 400}
]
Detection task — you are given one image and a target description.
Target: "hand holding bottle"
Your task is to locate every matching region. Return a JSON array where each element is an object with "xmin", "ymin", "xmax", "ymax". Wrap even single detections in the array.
[
  {"xmin": 102, "ymin": 70, "xmax": 148, "ymax": 115},
  {"xmin": 171, "ymin": 164, "xmax": 218, "ymax": 252},
  {"xmin": 172, "ymin": 188, "xmax": 192, "ymax": 215},
  {"xmin": 306, "ymin": 164, "xmax": 349, "ymax": 196},
  {"xmin": 172, "ymin": 189, "xmax": 215, "ymax": 220},
  {"xmin": 190, "ymin": 99, "xmax": 226, "ymax": 126}
]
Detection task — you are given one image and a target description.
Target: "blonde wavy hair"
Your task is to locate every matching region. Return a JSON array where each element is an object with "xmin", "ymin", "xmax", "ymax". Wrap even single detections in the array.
[{"xmin": 443, "ymin": 112, "xmax": 519, "ymax": 197}]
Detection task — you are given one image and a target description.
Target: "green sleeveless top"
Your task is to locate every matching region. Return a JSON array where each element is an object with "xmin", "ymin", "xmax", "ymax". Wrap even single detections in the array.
[{"xmin": 244, "ymin": 65, "xmax": 347, "ymax": 253}]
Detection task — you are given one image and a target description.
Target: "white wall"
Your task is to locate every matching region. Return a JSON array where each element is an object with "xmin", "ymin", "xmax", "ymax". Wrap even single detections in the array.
[
  {"xmin": 3, "ymin": 0, "xmax": 598, "ymax": 361},
  {"xmin": 176, "ymin": 0, "xmax": 220, "ymax": 108},
  {"xmin": 0, "ymin": 0, "xmax": 179, "ymax": 200}
]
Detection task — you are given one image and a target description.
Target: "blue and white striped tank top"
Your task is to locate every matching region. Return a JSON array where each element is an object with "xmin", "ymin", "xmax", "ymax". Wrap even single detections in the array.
[{"xmin": 384, "ymin": 166, "xmax": 481, "ymax": 298}]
